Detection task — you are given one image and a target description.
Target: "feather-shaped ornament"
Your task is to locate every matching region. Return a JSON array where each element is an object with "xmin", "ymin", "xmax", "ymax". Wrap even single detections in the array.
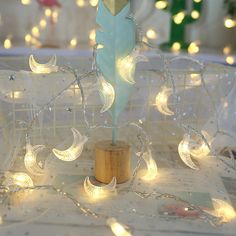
[{"xmin": 96, "ymin": 0, "xmax": 146, "ymax": 144}]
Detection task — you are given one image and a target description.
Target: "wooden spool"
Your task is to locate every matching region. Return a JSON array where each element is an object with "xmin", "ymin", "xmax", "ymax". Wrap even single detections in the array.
[{"xmin": 95, "ymin": 140, "xmax": 131, "ymax": 184}]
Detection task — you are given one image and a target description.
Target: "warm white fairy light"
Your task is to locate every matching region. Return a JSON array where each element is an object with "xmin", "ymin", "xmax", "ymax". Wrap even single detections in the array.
[
  {"xmin": 189, "ymin": 73, "xmax": 202, "ymax": 86},
  {"xmin": 223, "ymin": 46, "xmax": 231, "ymax": 55},
  {"xmin": 76, "ymin": 0, "xmax": 85, "ymax": 7},
  {"xmin": 155, "ymin": 0, "xmax": 168, "ymax": 9},
  {"xmin": 146, "ymin": 29, "xmax": 157, "ymax": 39},
  {"xmin": 194, "ymin": 0, "xmax": 202, "ymax": 2},
  {"xmin": 191, "ymin": 10, "xmax": 200, "ymax": 19},
  {"xmin": 39, "ymin": 18, "xmax": 47, "ymax": 29},
  {"xmin": 31, "ymin": 26, "xmax": 40, "ymax": 38},
  {"xmin": 52, "ymin": 9, "xmax": 59, "ymax": 23},
  {"xmin": 21, "ymin": 0, "xmax": 31, "ymax": 5},
  {"xmin": 171, "ymin": 42, "xmax": 181, "ymax": 52},
  {"xmin": 25, "ymin": 34, "xmax": 32, "ymax": 45},
  {"xmin": 138, "ymin": 151, "xmax": 158, "ymax": 181},
  {"xmin": 188, "ymin": 42, "xmax": 200, "ymax": 54},
  {"xmin": 4, "ymin": 37, "xmax": 12, "ymax": 49},
  {"xmin": 53, "ymin": 128, "xmax": 88, "ymax": 161},
  {"xmin": 226, "ymin": 56, "xmax": 235, "ymax": 65},
  {"xmin": 89, "ymin": 29, "xmax": 96, "ymax": 44},
  {"xmin": 29, "ymin": 55, "xmax": 58, "ymax": 74},
  {"xmin": 89, "ymin": 0, "xmax": 98, "ymax": 7},
  {"xmin": 24, "ymin": 140, "xmax": 46, "ymax": 176},
  {"xmin": 211, "ymin": 199, "xmax": 236, "ymax": 222},
  {"xmin": 44, "ymin": 8, "xmax": 52, "ymax": 17},
  {"xmin": 107, "ymin": 218, "xmax": 132, "ymax": 236},
  {"xmin": 224, "ymin": 16, "xmax": 236, "ymax": 28},
  {"xmin": 117, "ymin": 50, "xmax": 147, "ymax": 84},
  {"xmin": 84, "ymin": 176, "xmax": 117, "ymax": 199},
  {"xmin": 155, "ymin": 86, "xmax": 174, "ymax": 116},
  {"xmin": 98, "ymin": 75, "xmax": 115, "ymax": 113},
  {"xmin": 3, "ymin": 172, "xmax": 34, "ymax": 189},
  {"xmin": 173, "ymin": 11, "xmax": 185, "ymax": 24},
  {"xmin": 69, "ymin": 37, "xmax": 78, "ymax": 49}
]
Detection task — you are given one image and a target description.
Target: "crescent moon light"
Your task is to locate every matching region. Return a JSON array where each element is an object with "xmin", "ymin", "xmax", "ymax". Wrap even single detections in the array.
[
  {"xmin": 107, "ymin": 218, "xmax": 132, "ymax": 236},
  {"xmin": 137, "ymin": 150, "xmax": 158, "ymax": 181},
  {"xmin": 52, "ymin": 128, "xmax": 88, "ymax": 162},
  {"xmin": 84, "ymin": 176, "xmax": 117, "ymax": 199},
  {"xmin": 155, "ymin": 86, "xmax": 174, "ymax": 116},
  {"xmin": 24, "ymin": 140, "xmax": 46, "ymax": 176},
  {"xmin": 3, "ymin": 172, "xmax": 34, "ymax": 189},
  {"xmin": 98, "ymin": 75, "xmax": 115, "ymax": 113},
  {"xmin": 189, "ymin": 131, "xmax": 211, "ymax": 158},
  {"xmin": 29, "ymin": 54, "xmax": 59, "ymax": 74},
  {"xmin": 210, "ymin": 198, "xmax": 236, "ymax": 222},
  {"xmin": 178, "ymin": 135, "xmax": 199, "ymax": 170},
  {"xmin": 117, "ymin": 49, "xmax": 148, "ymax": 84}
]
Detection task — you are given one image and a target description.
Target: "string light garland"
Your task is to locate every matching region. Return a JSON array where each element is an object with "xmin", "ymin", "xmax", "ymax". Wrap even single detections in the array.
[{"xmin": 0, "ymin": 8, "xmax": 235, "ymax": 235}]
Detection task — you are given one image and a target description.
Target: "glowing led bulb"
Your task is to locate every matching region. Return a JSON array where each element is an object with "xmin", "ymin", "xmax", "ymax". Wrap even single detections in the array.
[
  {"xmin": 52, "ymin": 9, "xmax": 59, "ymax": 23},
  {"xmin": 146, "ymin": 29, "xmax": 157, "ymax": 39},
  {"xmin": 24, "ymin": 140, "xmax": 46, "ymax": 176},
  {"xmin": 171, "ymin": 42, "xmax": 181, "ymax": 52},
  {"xmin": 188, "ymin": 42, "xmax": 199, "ymax": 54},
  {"xmin": 189, "ymin": 73, "xmax": 202, "ymax": 86},
  {"xmin": 21, "ymin": 0, "xmax": 31, "ymax": 5},
  {"xmin": 138, "ymin": 150, "xmax": 158, "ymax": 181},
  {"xmin": 76, "ymin": 0, "xmax": 85, "ymax": 7},
  {"xmin": 69, "ymin": 37, "xmax": 77, "ymax": 49},
  {"xmin": 226, "ymin": 56, "xmax": 235, "ymax": 65},
  {"xmin": 223, "ymin": 46, "xmax": 231, "ymax": 55},
  {"xmin": 89, "ymin": 0, "xmax": 98, "ymax": 7},
  {"xmin": 44, "ymin": 8, "xmax": 52, "ymax": 17},
  {"xmin": 155, "ymin": 0, "xmax": 168, "ymax": 9},
  {"xmin": 25, "ymin": 34, "xmax": 32, "ymax": 44},
  {"xmin": 191, "ymin": 10, "xmax": 200, "ymax": 19},
  {"xmin": 173, "ymin": 11, "xmax": 185, "ymax": 24},
  {"xmin": 98, "ymin": 75, "xmax": 115, "ymax": 113},
  {"xmin": 155, "ymin": 86, "xmax": 174, "ymax": 116},
  {"xmin": 117, "ymin": 49, "xmax": 147, "ymax": 84},
  {"xmin": 89, "ymin": 29, "xmax": 96, "ymax": 44},
  {"xmin": 4, "ymin": 37, "xmax": 12, "ymax": 49},
  {"xmin": 212, "ymin": 199, "xmax": 235, "ymax": 222},
  {"xmin": 224, "ymin": 17, "xmax": 236, "ymax": 28},
  {"xmin": 84, "ymin": 177, "xmax": 117, "ymax": 199},
  {"xmin": 39, "ymin": 19, "xmax": 47, "ymax": 29},
  {"xmin": 178, "ymin": 135, "xmax": 199, "ymax": 170},
  {"xmin": 53, "ymin": 128, "xmax": 88, "ymax": 161},
  {"xmin": 31, "ymin": 26, "xmax": 40, "ymax": 38},
  {"xmin": 194, "ymin": 0, "xmax": 202, "ymax": 2},
  {"xmin": 107, "ymin": 218, "xmax": 132, "ymax": 236},
  {"xmin": 3, "ymin": 172, "xmax": 34, "ymax": 189},
  {"xmin": 29, "ymin": 55, "xmax": 58, "ymax": 74}
]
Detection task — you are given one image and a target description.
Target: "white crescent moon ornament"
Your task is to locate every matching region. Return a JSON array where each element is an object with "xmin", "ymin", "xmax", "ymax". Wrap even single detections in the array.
[
  {"xmin": 29, "ymin": 54, "xmax": 59, "ymax": 74},
  {"xmin": 117, "ymin": 49, "xmax": 148, "ymax": 84},
  {"xmin": 137, "ymin": 150, "xmax": 158, "ymax": 181},
  {"xmin": 210, "ymin": 198, "xmax": 236, "ymax": 222},
  {"xmin": 107, "ymin": 218, "xmax": 132, "ymax": 236},
  {"xmin": 24, "ymin": 140, "xmax": 46, "ymax": 176},
  {"xmin": 3, "ymin": 172, "xmax": 34, "ymax": 189},
  {"xmin": 155, "ymin": 86, "xmax": 174, "ymax": 116},
  {"xmin": 52, "ymin": 128, "xmax": 88, "ymax": 162},
  {"xmin": 189, "ymin": 131, "xmax": 211, "ymax": 158},
  {"xmin": 84, "ymin": 176, "xmax": 117, "ymax": 199},
  {"xmin": 178, "ymin": 135, "xmax": 199, "ymax": 170},
  {"xmin": 98, "ymin": 76, "xmax": 115, "ymax": 113}
]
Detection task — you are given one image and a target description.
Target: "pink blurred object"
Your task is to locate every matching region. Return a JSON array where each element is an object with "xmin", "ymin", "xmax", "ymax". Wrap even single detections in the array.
[{"xmin": 37, "ymin": 0, "xmax": 61, "ymax": 7}]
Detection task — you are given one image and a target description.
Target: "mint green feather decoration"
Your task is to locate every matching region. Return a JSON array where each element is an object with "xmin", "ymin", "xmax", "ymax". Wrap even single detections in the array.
[{"xmin": 96, "ymin": 0, "xmax": 136, "ymax": 144}]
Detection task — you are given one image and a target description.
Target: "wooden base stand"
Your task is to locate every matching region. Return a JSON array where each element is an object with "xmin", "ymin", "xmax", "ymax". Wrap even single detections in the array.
[{"xmin": 95, "ymin": 141, "xmax": 131, "ymax": 184}]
